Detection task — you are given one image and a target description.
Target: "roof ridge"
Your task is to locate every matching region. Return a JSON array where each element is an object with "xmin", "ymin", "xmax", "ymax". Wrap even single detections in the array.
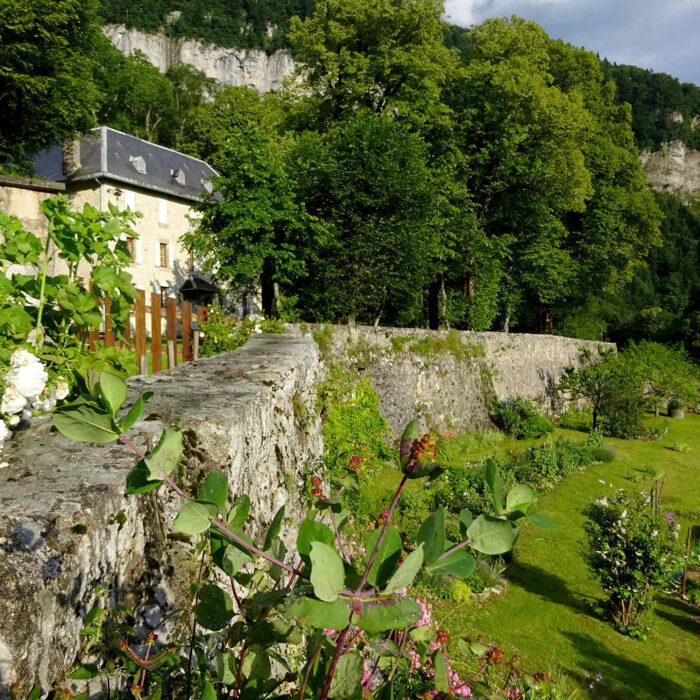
[{"xmin": 93, "ymin": 126, "xmax": 218, "ymax": 175}]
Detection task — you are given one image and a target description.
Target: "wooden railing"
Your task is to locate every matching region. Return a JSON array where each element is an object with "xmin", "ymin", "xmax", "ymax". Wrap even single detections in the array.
[{"xmin": 89, "ymin": 290, "xmax": 208, "ymax": 376}]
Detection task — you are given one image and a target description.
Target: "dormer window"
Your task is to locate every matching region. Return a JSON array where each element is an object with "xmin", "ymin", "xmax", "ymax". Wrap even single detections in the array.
[
  {"xmin": 202, "ymin": 179, "xmax": 213, "ymax": 194},
  {"xmin": 129, "ymin": 155, "xmax": 147, "ymax": 174},
  {"xmin": 171, "ymin": 168, "xmax": 186, "ymax": 186}
]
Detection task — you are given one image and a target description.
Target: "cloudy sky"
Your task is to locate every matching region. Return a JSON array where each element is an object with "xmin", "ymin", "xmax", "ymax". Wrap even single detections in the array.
[{"xmin": 444, "ymin": 0, "xmax": 700, "ymax": 85}]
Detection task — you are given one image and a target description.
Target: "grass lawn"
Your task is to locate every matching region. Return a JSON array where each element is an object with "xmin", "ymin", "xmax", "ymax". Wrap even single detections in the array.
[{"xmin": 434, "ymin": 414, "xmax": 700, "ymax": 699}]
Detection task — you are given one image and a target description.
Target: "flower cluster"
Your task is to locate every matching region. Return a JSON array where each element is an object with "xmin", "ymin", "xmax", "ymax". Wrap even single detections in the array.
[{"xmin": 0, "ymin": 348, "xmax": 69, "ymax": 452}]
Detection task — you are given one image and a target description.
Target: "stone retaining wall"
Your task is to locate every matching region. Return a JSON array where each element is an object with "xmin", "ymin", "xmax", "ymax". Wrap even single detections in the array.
[
  {"xmin": 0, "ymin": 327, "xmax": 610, "ymax": 693},
  {"xmin": 0, "ymin": 335, "xmax": 322, "ymax": 693}
]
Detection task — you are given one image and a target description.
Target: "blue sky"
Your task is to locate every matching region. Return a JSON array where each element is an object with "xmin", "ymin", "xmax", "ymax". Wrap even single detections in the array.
[{"xmin": 444, "ymin": 0, "xmax": 700, "ymax": 85}]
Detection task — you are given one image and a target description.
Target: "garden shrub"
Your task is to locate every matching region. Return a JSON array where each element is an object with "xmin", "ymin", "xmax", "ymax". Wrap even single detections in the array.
[
  {"xmin": 591, "ymin": 446, "xmax": 617, "ymax": 462},
  {"xmin": 317, "ymin": 362, "xmax": 394, "ymax": 475},
  {"xmin": 583, "ymin": 490, "xmax": 680, "ymax": 637},
  {"xmin": 514, "ymin": 437, "xmax": 595, "ymax": 491},
  {"xmin": 557, "ymin": 407, "xmax": 594, "ymax": 432},
  {"xmin": 492, "ymin": 397, "xmax": 554, "ymax": 440},
  {"xmin": 199, "ymin": 309, "xmax": 285, "ymax": 358}
]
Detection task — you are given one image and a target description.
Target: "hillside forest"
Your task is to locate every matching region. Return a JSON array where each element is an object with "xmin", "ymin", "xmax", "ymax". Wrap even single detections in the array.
[{"xmin": 1, "ymin": 0, "xmax": 699, "ymax": 357}]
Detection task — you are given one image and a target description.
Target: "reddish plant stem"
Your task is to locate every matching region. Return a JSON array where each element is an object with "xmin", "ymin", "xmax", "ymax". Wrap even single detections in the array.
[
  {"xmin": 355, "ymin": 475, "xmax": 408, "ymax": 594},
  {"xmin": 321, "ymin": 474, "xmax": 409, "ymax": 697},
  {"xmin": 319, "ymin": 626, "xmax": 351, "ymax": 700},
  {"xmin": 230, "ymin": 577, "xmax": 245, "ymax": 616}
]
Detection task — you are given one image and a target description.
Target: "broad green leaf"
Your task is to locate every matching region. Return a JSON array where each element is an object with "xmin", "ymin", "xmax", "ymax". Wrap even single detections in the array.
[
  {"xmin": 228, "ymin": 494, "xmax": 251, "ymax": 527},
  {"xmin": 506, "ymin": 484, "xmax": 535, "ymax": 513},
  {"xmin": 406, "ymin": 461, "xmax": 443, "ymax": 480},
  {"xmin": 426, "ymin": 548, "xmax": 476, "ymax": 579},
  {"xmin": 297, "ymin": 518, "xmax": 335, "ymax": 562},
  {"xmin": 197, "ymin": 471, "xmax": 229, "ymax": 510},
  {"xmin": 365, "ymin": 525, "xmax": 402, "ymax": 588},
  {"xmin": 417, "ymin": 508, "xmax": 445, "ymax": 565},
  {"xmin": 434, "ymin": 650, "xmax": 449, "ymax": 692},
  {"xmin": 144, "ymin": 427, "xmax": 183, "ymax": 480},
  {"xmin": 99, "ymin": 372, "xmax": 128, "ymax": 417},
  {"xmin": 384, "ymin": 544, "xmax": 424, "ymax": 593},
  {"xmin": 173, "ymin": 500, "xmax": 218, "ymax": 536},
  {"xmin": 220, "ymin": 544, "xmax": 252, "ymax": 576},
  {"xmin": 400, "ymin": 420, "xmax": 420, "ymax": 467},
  {"xmin": 263, "ymin": 505, "xmax": 286, "ymax": 550},
  {"xmin": 68, "ymin": 663, "xmax": 99, "ymax": 680},
  {"xmin": 485, "ymin": 459, "xmax": 504, "ymax": 515},
  {"xmin": 201, "ymin": 680, "xmax": 217, "ymax": 700},
  {"xmin": 287, "ymin": 597, "xmax": 350, "ymax": 630},
  {"xmin": 357, "ymin": 599, "xmax": 421, "ymax": 632},
  {"xmin": 310, "ymin": 542, "xmax": 345, "ymax": 602},
  {"xmin": 329, "ymin": 652, "xmax": 364, "ymax": 699},
  {"xmin": 53, "ymin": 404, "xmax": 119, "ymax": 443},
  {"xmin": 467, "ymin": 514, "xmax": 518, "ymax": 555},
  {"xmin": 459, "ymin": 508, "xmax": 473, "ymax": 538},
  {"xmin": 196, "ymin": 584, "xmax": 234, "ymax": 631},
  {"xmin": 120, "ymin": 391, "xmax": 153, "ymax": 432},
  {"xmin": 125, "ymin": 461, "xmax": 162, "ymax": 494},
  {"xmin": 528, "ymin": 512, "xmax": 555, "ymax": 530},
  {"xmin": 458, "ymin": 639, "xmax": 489, "ymax": 657}
]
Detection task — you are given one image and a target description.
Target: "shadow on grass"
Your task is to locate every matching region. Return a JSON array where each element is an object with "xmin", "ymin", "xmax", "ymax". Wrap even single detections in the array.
[
  {"xmin": 507, "ymin": 562, "xmax": 590, "ymax": 614},
  {"xmin": 655, "ymin": 596, "xmax": 700, "ymax": 637},
  {"xmin": 562, "ymin": 631, "xmax": 696, "ymax": 700}
]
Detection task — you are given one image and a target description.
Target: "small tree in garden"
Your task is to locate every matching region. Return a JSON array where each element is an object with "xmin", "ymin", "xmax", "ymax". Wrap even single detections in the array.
[
  {"xmin": 558, "ymin": 350, "xmax": 646, "ymax": 437},
  {"xmin": 583, "ymin": 490, "xmax": 680, "ymax": 638},
  {"xmin": 623, "ymin": 340, "xmax": 700, "ymax": 414},
  {"xmin": 48, "ymin": 371, "xmax": 558, "ymax": 698}
]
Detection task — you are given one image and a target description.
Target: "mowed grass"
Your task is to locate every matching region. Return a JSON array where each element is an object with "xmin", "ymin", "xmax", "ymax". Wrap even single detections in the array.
[{"xmin": 436, "ymin": 414, "xmax": 700, "ymax": 700}]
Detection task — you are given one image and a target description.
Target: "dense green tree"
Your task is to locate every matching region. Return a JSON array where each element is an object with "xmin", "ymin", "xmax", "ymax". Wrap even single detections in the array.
[
  {"xmin": 182, "ymin": 95, "xmax": 321, "ymax": 315},
  {"xmin": 288, "ymin": 112, "xmax": 439, "ymax": 324},
  {"xmin": 287, "ymin": 0, "xmax": 458, "ymax": 132},
  {"xmin": 0, "ymin": 0, "xmax": 102, "ymax": 167}
]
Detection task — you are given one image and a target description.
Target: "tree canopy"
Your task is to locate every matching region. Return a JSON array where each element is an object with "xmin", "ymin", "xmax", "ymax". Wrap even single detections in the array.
[{"xmin": 0, "ymin": 0, "xmax": 102, "ymax": 166}]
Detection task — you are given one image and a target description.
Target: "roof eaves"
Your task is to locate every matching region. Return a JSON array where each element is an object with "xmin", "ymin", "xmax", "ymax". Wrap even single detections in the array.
[{"xmin": 67, "ymin": 172, "xmax": 207, "ymax": 203}]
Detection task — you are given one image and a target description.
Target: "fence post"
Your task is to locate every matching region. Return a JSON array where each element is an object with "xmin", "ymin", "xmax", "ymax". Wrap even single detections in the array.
[
  {"xmin": 151, "ymin": 292, "xmax": 162, "ymax": 374},
  {"xmin": 134, "ymin": 289, "xmax": 147, "ymax": 375},
  {"xmin": 182, "ymin": 301, "xmax": 193, "ymax": 362},
  {"xmin": 166, "ymin": 297, "xmax": 177, "ymax": 368},
  {"xmin": 103, "ymin": 297, "xmax": 115, "ymax": 347}
]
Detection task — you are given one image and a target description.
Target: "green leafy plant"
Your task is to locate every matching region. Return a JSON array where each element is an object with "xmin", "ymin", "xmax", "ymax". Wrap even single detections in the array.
[
  {"xmin": 583, "ymin": 490, "xmax": 680, "ymax": 636},
  {"xmin": 51, "ymin": 374, "xmax": 539, "ymax": 698},
  {"xmin": 491, "ymin": 397, "xmax": 554, "ymax": 440}
]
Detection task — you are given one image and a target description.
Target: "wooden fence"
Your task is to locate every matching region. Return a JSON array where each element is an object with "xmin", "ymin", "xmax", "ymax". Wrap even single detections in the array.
[{"xmin": 88, "ymin": 290, "xmax": 208, "ymax": 376}]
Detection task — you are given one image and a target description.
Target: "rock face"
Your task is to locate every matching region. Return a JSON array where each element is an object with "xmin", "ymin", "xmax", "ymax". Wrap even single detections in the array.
[
  {"xmin": 0, "ymin": 334, "xmax": 322, "ymax": 694},
  {"xmin": 315, "ymin": 326, "xmax": 610, "ymax": 435},
  {"xmin": 641, "ymin": 140, "xmax": 700, "ymax": 200},
  {"xmin": 104, "ymin": 24, "xmax": 295, "ymax": 92},
  {"xmin": 0, "ymin": 327, "xmax": 608, "ymax": 693}
]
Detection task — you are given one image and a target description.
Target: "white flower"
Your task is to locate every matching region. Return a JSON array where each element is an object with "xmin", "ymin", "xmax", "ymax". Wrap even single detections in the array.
[
  {"xmin": 598, "ymin": 497, "xmax": 609, "ymax": 506},
  {"xmin": 55, "ymin": 380, "xmax": 70, "ymax": 401},
  {"xmin": 8, "ymin": 415, "xmax": 20, "ymax": 427},
  {"xmin": 651, "ymin": 529, "xmax": 658, "ymax": 538},
  {"xmin": 5, "ymin": 349, "xmax": 48, "ymax": 401},
  {"xmin": 21, "ymin": 408, "xmax": 32, "ymax": 422},
  {"xmin": 620, "ymin": 509, "xmax": 628, "ymax": 519},
  {"xmin": 1, "ymin": 385, "xmax": 27, "ymax": 415},
  {"xmin": 0, "ymin": 420, "xmax": 10, "ymax": 446}
]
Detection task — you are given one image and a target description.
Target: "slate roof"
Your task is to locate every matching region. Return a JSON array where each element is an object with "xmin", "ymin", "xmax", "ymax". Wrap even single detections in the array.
[{"xmin": 32, "ymin": 127, "xmax": 217, "ymax": 202}]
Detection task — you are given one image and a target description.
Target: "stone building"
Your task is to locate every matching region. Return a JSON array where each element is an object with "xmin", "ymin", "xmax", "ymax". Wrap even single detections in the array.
[{"xmin": 26, "ymin": 126, "xmax": 218, "ymax": 301}]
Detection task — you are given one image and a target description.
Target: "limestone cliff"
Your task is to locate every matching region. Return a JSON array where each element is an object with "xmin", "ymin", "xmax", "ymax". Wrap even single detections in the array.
[
  {"xmin": 641, "ymin": 140, "xmax": 700, "ymax": 200},
  {"xmin": 104, "ymin": 24, "xmax": 295, "ymax": 93}
]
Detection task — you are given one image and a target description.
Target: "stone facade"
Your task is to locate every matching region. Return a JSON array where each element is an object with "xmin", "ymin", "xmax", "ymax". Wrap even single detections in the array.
[{"xmin": 0, "ymin": 176, "xmax": 66, "ymax": 242}]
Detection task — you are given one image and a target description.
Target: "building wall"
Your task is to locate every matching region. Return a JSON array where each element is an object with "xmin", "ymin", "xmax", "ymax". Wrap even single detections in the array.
[
  {"xmin": 67, "ymin": 181, "xmax": 198, "ymax": 297},
  {"xmin": 0, "ymin": 177, "xmax": 66, "ymax": 243}
]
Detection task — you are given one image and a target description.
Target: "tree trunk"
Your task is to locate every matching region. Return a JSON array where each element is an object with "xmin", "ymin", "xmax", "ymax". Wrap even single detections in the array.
[{"xmin": 427, "ymin": 280, "xmax": 440, "ymax": 330}]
